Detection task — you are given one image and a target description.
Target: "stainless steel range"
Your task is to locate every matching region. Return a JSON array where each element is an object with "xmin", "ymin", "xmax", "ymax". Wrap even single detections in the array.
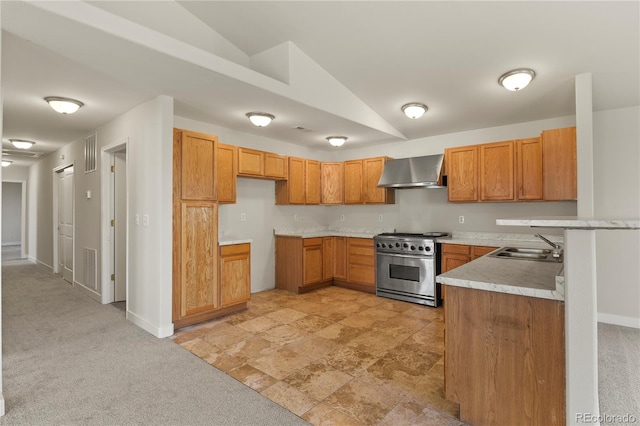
[{"xmin": 374, "ymin": 232, "xmax": 450, "ymax": 307}]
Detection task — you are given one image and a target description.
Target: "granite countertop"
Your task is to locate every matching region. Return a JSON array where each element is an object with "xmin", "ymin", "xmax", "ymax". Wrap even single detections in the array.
[
  {"xmin": 219, "ymin": 239, "xmax": 253, "ymax": 246},
  {"xmin": 274, "ymin": 226, "xmax": 395, "ymax": 239},
  {"xmin": 436, "ymin": 231, "xmax": 563, "ymax": 249},
  {"xmin": 496, "ymin": 216, "xmax": 640, "ymax": 229},
  {"xmin": 437, "ymin": 255, "xmax": 565, "ymax": 301}
]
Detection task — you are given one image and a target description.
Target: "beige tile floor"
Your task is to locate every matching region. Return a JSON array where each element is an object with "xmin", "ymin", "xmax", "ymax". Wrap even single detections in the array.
[{"xmin": 172, "ymin": 286, "xmax": 464, "ymax": 426}]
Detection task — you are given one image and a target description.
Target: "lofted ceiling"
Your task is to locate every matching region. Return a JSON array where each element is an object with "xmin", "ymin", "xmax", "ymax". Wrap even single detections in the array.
[{"xmin": 1, "ymin": 1, "xmax": 638, "ymax": 167}]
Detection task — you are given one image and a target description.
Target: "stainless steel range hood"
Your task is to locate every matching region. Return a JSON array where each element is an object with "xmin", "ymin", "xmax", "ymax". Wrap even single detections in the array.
[{"xmin": 377, "ymin": 154, "xmax": 446, "ymax": 188}]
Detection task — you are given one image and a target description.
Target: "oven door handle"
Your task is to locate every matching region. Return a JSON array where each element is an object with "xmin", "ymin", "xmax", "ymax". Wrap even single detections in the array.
[{"xmin": 377, "ymin": 252, "xmax": 433, "ymax": 260}]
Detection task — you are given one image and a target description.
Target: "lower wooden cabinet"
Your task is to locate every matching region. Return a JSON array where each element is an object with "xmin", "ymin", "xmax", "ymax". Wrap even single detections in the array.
[
  {"xmin": 440, "ymin": 243, "xmax": 495, "ymax": 299},
  {"xmin": 445, "ymin": 286, "xmax": 565, "ymax": 425},
  {"xmin": 219, "ymin": 243, "xmax": 251, "ymax": 307},
  {"xmin": 275, "ymin": 236, "xmax": 375, "ymax": 294}
]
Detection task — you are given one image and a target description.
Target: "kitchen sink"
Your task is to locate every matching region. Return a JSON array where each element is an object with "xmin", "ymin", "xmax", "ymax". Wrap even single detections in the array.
[{"xmin": 488, "ymin": 247, "xmax": 562, "ymax": 263}]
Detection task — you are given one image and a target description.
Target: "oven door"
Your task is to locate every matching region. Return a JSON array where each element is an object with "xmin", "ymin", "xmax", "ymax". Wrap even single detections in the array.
[{"xmin": 376, "ymin": 252, "xmax": 435, "ymax": 298}]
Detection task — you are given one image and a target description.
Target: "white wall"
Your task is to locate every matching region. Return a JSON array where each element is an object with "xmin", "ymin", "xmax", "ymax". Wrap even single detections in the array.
[
  {"xmin": 593, "ymin": 105, "xmax": 640, "ymax": 327},
  {"xmin": 1, "ymin": 182, "xmax": 22, "ymax": 245}
]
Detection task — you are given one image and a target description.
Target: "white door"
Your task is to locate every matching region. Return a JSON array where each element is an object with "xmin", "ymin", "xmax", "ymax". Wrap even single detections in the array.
[
  {"xmin": 114, "ymin": 151, "xmax": 127, "ymax": 302},
  {"xmin": 57, "ymin": 166, "xmax": 74, "ymax": 283}
]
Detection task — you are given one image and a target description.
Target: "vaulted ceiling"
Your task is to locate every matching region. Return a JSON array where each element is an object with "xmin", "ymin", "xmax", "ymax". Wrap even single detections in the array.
[{"xmin": 2, "ymin": 1, "xmax": 638, "ymax": 166}]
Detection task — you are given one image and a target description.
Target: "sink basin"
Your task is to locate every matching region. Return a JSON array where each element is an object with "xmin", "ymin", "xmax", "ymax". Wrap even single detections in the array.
[{"xmin": 488, "ymin": 247, "xmax": 562, "ymax": 263}]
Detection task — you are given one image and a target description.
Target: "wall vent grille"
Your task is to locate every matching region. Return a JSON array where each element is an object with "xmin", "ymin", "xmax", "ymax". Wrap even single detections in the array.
[
  {"xmin": 84, "ymin": 133, "xmax": 97, "ymax": 173},
  {"xmin": 84, "ymin": 248, "xmax": 98, "ymax": 291}
]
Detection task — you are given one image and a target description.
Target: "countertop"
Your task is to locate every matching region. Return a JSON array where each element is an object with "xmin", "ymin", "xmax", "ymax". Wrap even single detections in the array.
[
  {"xmin": 437, "ymin": 254, "xmax": 565, "ymax": 301},
  {"xmin": 274, "ymin": 226, "xmax": 395, "ymax": 239},
  {"xmin": 496, "ymin": 216, "xmax": 640, "ymax": 229},
  {"xmin": 219, "ymin": 239, "xmax": 252, "ymax": 246},
  {"xmin": 435, "ymin": 231, "xmax": 563, "ymax": 249}
]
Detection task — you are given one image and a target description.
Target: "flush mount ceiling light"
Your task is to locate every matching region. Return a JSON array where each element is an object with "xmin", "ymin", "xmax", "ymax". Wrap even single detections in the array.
[
  {"xmin": 326, "ymin": 136, "xmax": 347, "ymax": 147},
  {"xmin": 246, "ymin": 112, "xmax": 275, "ymax": 127},
  {"xmin": 401, "ymin": 103, "xmax": 428, "ymax": 119},
  {"xmin": 44, "ymin": 96, "xmax": 84, "ymax": 114},
  {"xmin": 1, "ymin": 160, "xmax": 12, "ymax": 167},
  {"xmin": 9, "ymin": 139, "xmax": 35, "ymax": 149},
  {"xmin": 498, "ymin": 68, "xmax": 536, "ymax": 91}
]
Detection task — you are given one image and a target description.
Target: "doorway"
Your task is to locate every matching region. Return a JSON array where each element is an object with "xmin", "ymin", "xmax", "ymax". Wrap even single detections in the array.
[
  {"xmin": 101, "ymin": 141, "xmax": 128, "ymax": 306},
  {"xmin": 1, "ymin": 181, "xmax": 26, "ymax": 261},
  {"xmin": 55, "ymin": 165, "xmax": 74, "ymax": 283}
]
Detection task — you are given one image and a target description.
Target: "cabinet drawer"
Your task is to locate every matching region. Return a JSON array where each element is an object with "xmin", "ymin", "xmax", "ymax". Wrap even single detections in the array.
[
  {"xmin": 442, "ymin": 244, "xmax": 471, "ymax": 255},
  {"xmin": 220, "ymin": 243, "xmax": 250, "ymax": 257},
  {"xmin": 303, "ymin": 237, "xmax": 323, "ymax": 247}
]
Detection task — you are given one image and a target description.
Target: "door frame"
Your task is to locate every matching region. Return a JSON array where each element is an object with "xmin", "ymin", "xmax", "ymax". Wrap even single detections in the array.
[
  {"xmin": 52, "ymin": 162, "xmax": 75, "ymax": 276},
  {"xmin": 100, "ymin": 138, "xmax": 129, "ymax": 305},
  {"xmin": 2, "ymin": 179, "xmax": 27, "ymax": 259}
]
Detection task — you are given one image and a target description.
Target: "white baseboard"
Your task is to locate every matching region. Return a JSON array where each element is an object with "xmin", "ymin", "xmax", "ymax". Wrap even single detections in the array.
[
  {"xmin": 73, "ymin": 281, "xmax": 102, "ymax": 303},
  {"xmin": 598, "ymin": 313, "xmax": 640, "ymax": 329},
  {"xmin": 31, "ymin": 257, "xmax": 53, "ymax": 271},
  {"xmin": 126, "ymin": 310, "xmax": 174, "ymax": 338},
  {"xmin": 1, "ymin": 242, "xmax": 20, "ymax": 247}
]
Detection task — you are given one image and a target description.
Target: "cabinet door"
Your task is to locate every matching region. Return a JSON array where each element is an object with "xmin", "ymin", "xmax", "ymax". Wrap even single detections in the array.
[
  {"xmin": 303, "ymin": 239, "xmax": 323, "ymax": 286},
  {"xmin": 542, "ymin": 126, "xmax": 577, "ymax": 201},
  {"xmin": 217, "ymin": 143, "xmax": 237, "ymax": 204},
  {"xmin": 220, "ymin": 243, "xmax": 251, "ymax": 307},
  {"xmin": 516, "ymin": 137, "xmax": 543, "ymax": 201},
  {"xmin": 264, "ymin": 153, "xmax": 288, "ymax": 180},
  {"xmin": 305, "ymin": 160, "xmax": 321, "ymax": 205},
  {"xmin": 238, "ymin": 148, "xmax": 265, "ymax": 177},
  {"xmin": 479, "ymin": 141, "xmax": 515, "ymax": 201},
  {"xmin": 333, "ymin": 237, "xmax": 347, "ymax": 280},
  {"xmin": 344, "ymin": 160, "xmax": 363, "ymax": 204},
  {"xmin": 347, "ymin": 238, "xmax": 375, "ymax": 286},
  {"xmin": 180, "ymin": 130, "xmax": 217, "ymax": 201},
  {"xmin": 288, "ymin": 157, "xmax": 306, "ymax": 204},
  {"xmin": 321, "ymin": 162, "xmax": 344, "ymax": 205},
  {"xmin": 322, "ymin": 237, "xmax": 333, "ymax": 280},
  {"xmin": 441, "ymin": 254, "xmax": 470, "ymax": 273},
  {"xmin": 179, "ymin": 202, "xmax": 218, "ymax": 318},
  {"xmin": 363, "ymin": 157, "xmax": 394, "ymax": 204},
  {"xmin": 446, "ymin": 146, "xmax": 478, "ymax": 202},
  {"xmin": 471, "ymin": 245, "xmax": 496, "ymax": 260}
]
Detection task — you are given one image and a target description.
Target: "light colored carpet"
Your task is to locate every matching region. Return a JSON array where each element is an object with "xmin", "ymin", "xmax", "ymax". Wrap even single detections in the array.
[
  {"xmin": 598, "ymin": 322, "xmax": 640, "ymax": 423},
  {"xmin": 0, "ymin": 261, "xmax": 309, "ymax": 425}
]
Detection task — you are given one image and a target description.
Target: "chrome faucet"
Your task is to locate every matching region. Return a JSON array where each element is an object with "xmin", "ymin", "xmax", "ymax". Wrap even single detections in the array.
[{"xmin": 534, "ymin": 234, "xmax": 563, "ymax": 259}]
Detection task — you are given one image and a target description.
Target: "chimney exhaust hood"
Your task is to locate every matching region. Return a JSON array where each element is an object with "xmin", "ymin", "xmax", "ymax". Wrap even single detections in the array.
[{"xmin": 377, "ymin": 154, "xmax": 446, "ymax": 188}]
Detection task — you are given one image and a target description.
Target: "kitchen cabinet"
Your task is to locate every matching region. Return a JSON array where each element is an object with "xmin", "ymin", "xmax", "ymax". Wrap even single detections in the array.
[
  {"xmin": 275, "ymin": 157, "xmax": 321, "ymax": 205},
  {"xmin": 542, "ymin": 126, "xmax": 577, "ymax": 200},
  {"xmin": 178, "ymin": 129, "xmax": 217, "ymax": 201},
  {"xmin": 237, "ymin": 148, "xmax": 288, "ymax": 180},
  {"xmin": 333, "ymin": 237, "xmax": 347, "ymax": 280},
  {"xmin": 445, "ymin": 286, "xmax": 565, "ymax": 425},
  {"xmin": 479, "ymin": 140, "xmax": 515, "ymax": 201},
  {"xmin": 445, "ymin": 145, "xmax": 478, "ymax": 202},
  {"xmin": 515, "ymin": 137, "xmax": 543, "ymax": 200},
  {"xmin": 440, "ymin": 244, "xmax": 495, "ymax": 299},
  {"xmin": 343, "ymin": 157, "xmax": 395, "ymax": 204},
  {"xmin": 344, "ymin": 238, "xmax": 376, "ymax": 293},
  {"xmin": 275, "ymin": 236, "xmax": 332, "ymax": 293},
  {"xmin": 217, "ymin": 143, "xmax": 237, "ymax": 204},
  {"xmin": 322, "ymin": 237, "xmax": 334, "ymax": 281},
  {"xmin": 321, "ymin": 162, "xmax": 344, "ymax": 205},
  {"xmin": 219, "ymin": 243, "xmax": 251, "ymax": 307}
]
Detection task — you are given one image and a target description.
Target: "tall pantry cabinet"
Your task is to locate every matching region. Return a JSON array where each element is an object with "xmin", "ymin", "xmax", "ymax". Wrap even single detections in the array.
[{"xmin": 173, "ymin": 129, "xmax": 247, "ymax": 329}]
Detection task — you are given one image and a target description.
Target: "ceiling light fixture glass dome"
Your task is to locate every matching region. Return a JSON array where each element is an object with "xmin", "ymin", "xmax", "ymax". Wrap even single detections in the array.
[
  {"xmin": 2, "ymin": 160, "xmax": 13, "ymax": 167},
  {"xmin": 326, "ymin": 136, "xmax": 347, "ymax": 147},
  {"xmin": 246, "ymin": 112, "xmax": 275, "ymax": 127},
  {"xmin": 498, "ymin": 69, "xmax": 536, "ymax": 91},
  {"xmin": 44, "ymin": 96, "xmax": 84, "ymax": 114},
  {"xmin": 9, "ymin": 139, "xmax": 36, "ymax": 149},
  {"xmin": 401, "ymin": 103, "xmax": 428, "ymax": 119}
]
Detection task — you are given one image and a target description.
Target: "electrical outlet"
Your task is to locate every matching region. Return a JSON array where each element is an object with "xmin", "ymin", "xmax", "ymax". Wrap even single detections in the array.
[
  {"xmin": 294, "ymin": 214, "xmax": 299, "ymax": 221},
  {"xmin": 340, "ymin": 214, "xmax": 345, "ymax": 221},
  {"xmin": 142, "ymin": 214, "xmax": 150, "ymax": 227},
  {"xmin": 459, "ymin": 215, "xmax": 465, "ymax": 224},
  {"xmin": 378, "ymin": 215, "xmax": 383, "ymax": 222},
  {"xmin": 240, "ymin": 213, "xmax": 246, "ymax": 222}
]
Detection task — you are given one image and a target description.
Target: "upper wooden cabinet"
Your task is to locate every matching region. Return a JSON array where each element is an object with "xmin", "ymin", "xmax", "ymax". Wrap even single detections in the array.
[
  {"xmin": 479, "ymin": 141, "xmax": 515, "ymax": 201},
  {"xmin": 175, "ymin": 129, "xmax": 217, "ymax": 201},
  {"xmin": 542, "ymin": 126, "xmax": 577, "ymax": 201},
  {"xmin": 516, "ymin": 137, "xmax": 543, "ymax": 201},
  {"xmin": 217, "ymin": 143, "xmax": 237, "ymax": 204},
  {"xmin": 237, "ymin": 147, "xmax": 288, "ymax": 180},
  {"xmin": 321, "ymin": 162, "xmax": 344, "ymax": 205},
  {"xmin": 343, "ymin": 157, "xmax": 395, "ymax": 205},
  {"xmin": 446, "ymin": 145, "xmax": 478, "ymax": 202},
  {"xmin": 275, "ymin": 157, "xmax": 321, "ymax": 205}
]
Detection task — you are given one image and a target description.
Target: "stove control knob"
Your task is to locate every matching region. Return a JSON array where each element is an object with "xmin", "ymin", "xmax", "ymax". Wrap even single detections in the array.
[
  {"xmin": 425, "ymin": 246, "xmax": 432, "ymax": 252},
  {"xmin": 381, "ymin": 243, "xmax": 386, "ymax": 248},
  {"xmin": 410, "ymin": 245, "xmax": 416, "ymax": 250},
  {"xmin": 418, "ymin": 246, "xmax": 424, "ymax": 251},
  {"xmin": 395, "ymin": 243, "xmax": 400, "ymax": 248},
  {"xmin": 376, "ymin": 243, "xmax": 381, "ymax": 248},
  {"xmin": 403, "ymin": 243, "xmax": 408, "ymax": 248}
]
